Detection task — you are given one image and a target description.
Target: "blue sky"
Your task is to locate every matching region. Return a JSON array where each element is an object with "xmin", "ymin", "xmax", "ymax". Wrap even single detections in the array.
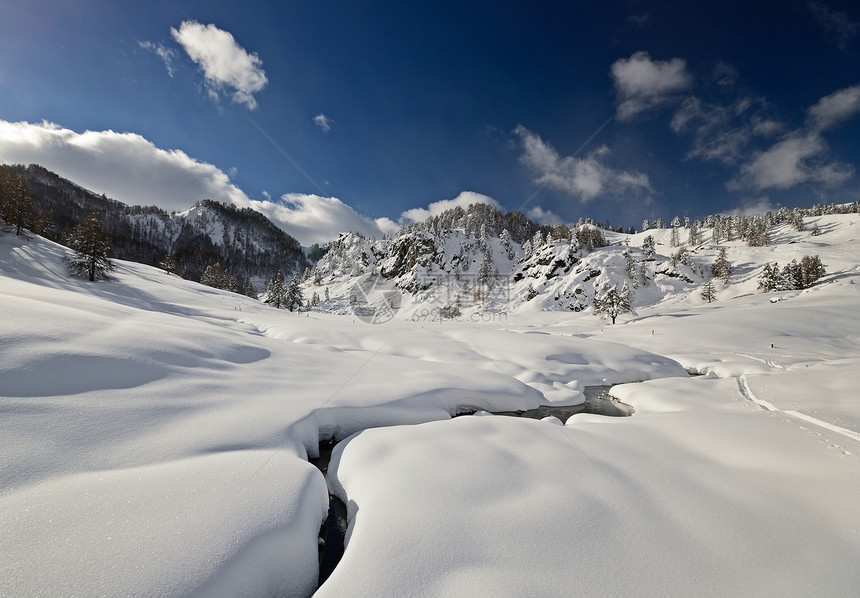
[{"xmin": 2, "ymin": 0, "xmax": 859, "ymax": 244}]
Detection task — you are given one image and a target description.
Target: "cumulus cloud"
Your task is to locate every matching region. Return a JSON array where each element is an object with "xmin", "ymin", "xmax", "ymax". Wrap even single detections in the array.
[
  {"xmin": 170, "ymin": 21, "xmax": 267, "ymax": 110},
  {"xmin": 723, "ymin": 84, "xmax": 860, "ymax": 192},
  {"xmin": 138, "ymin": 41, "xmax": 178, "ymax": 77},
  {"xmin": 611, "ymin": 51, "xmax": 692, "ymax": 121},
  {"xmin": 719, "ymin": 197, "xmax": 777, "ymax": 217},
  {"xmin": 0, "ymin": 119, "xmax": 251, "ymax": 211},
  {"xmin": 245, "ymin": 194, "xmax": 394, "ymax": 245},
  {"xmin": 806, "ymin": 83, "xmax": 860, "ymax": 131},
  {"xmin": 313, "ymin": 114, "xmax": 333, "ymax": 132},
  {"xmin": 808, "ymin": 1, "xmax": 858, "ymax": 50},
  {"xmin": 400, "ymin": 191, "xmax": 501, "ymax": 223},
  {"xmin": 513, "ymin": 125, "xmax": 652, "ymax": 201},
  {"xmin": 729, "ymin": 133, "xmax": 853, "ymax": 190},
  {"xmin": 526, "ymin": 206, "xmax": 564, "ymax": 226}
]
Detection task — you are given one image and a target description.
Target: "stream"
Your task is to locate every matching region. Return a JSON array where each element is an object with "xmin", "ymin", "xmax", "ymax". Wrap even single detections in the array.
[{"xmin": 309, "ymin": 384, "xmax": 633, "ymax": 589}]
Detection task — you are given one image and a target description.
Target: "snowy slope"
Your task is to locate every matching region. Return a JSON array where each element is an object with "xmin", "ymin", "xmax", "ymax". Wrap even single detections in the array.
[{"xmin": 2, "ymin": 215, "xmax": 860, "ymax": 597}]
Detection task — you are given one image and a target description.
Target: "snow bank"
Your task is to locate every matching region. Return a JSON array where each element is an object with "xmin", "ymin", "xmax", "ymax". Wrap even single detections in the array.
[{"xmin": 322, "ymin": 378, "xmax": 860, "ymax": 597}]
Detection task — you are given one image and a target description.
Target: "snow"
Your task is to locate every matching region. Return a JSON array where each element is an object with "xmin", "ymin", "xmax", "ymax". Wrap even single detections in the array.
[{"xmin": 2, "ymin": 215, "xmax": 860, "ymax": 597}]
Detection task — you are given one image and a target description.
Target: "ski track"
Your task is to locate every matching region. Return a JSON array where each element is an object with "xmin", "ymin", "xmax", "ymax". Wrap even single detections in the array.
[
  {"xmin": 735, "ymin": 352, "xmax": 786, "ymax": 371},
  {"xmin": 738, "ymin": 375, "xmax": 859, "ymax": 451}
]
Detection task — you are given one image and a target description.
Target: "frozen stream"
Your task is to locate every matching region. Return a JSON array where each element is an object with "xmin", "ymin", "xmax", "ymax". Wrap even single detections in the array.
[{"xmin": 309, "ymin": 385, "xmax": 632, "ymax": 589}]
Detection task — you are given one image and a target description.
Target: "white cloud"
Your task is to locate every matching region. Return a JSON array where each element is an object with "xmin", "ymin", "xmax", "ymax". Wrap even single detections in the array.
[
  {"xmin": 719, "ymin": 197, "xmax": 777, "ymax": 217},
  {"xmin": 513, "ymin": 125, "xmax": 652, "ymax": 201},
  {"xmin": 729, "ymin": 133, "xmax": 853, "ymax": 190},
  {"xmin": 723, "ymin": 84, "xmax": 860, "ymax": 192},
  {"xmin": 138, "ymin": 41, "xmax": 177, "ymax": 77},
  {"xmin": 806, "ymin": 83, "xmax": 860, "ymax": 131},
  {"xmin": 526, "ymin": 206, "xmax": 564, "ymax": 226},
  {"xmin": 170, "ymin": 21, "xmax": 267, "ymax": 110},
  {"xmin": 400, "ymin": 191, "xmax": 501, "ymax": 223},
  {"xmin": 313, "ymin": 114, "xmax": 333, "ymax": 132},
  {"xmin": 0, "ymin": 119, "xmax": 251, "ymax": 211},
  {"xmin": 246, "ymin": 194, "xmax": 391, "ymax": 246},
  {"xmin": 610, "ymin": 51, "xmax": 692, "ymax": 121},
  {"xmin": 671, "ymin": 96, "xmax": 784, "ymax": 165},
  {"xmin": 808, "ymin": 1, "xmax": 858, "ymax": 50}
]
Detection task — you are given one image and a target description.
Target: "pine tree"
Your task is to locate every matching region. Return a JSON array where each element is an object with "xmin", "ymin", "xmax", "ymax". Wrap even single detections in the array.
[
  {"xmin": 624, "ymin": 240, "xmax": 638, "ymax": 286},
  {"xmin": 670, "ymin": 217, "xmax": 681, "ymax": 247},
  {"xmin": 594, "ymin": 283, "xmax": 633, "ymax": 325},
  {"xmin": 642, "ymin": 235, "xmax": 656, "ymax": 260},
  {"xmin": 711, "ymin": 248, "xmax": 732, "ymax": 283},
  {"xmin": 286, "ymin": 275, "xmax": 304, "ymax": 312},
  {"xmin": 778, "ymin": 260, "xmax": 804, "ymax": 291},
  {"xmin": 744, "ymin": 217, "xmax": 770, "ymax": 246},
  {"xmin": 159, "ymin": 253, "xmax": 177, "ymax": 275},
  {"xmin": 0, "ymin": 168, "xmax": 35, "ymax": 236},
  {"xmin": 799, "ymin": 255, "xmax": 826, "ymax": 288},
  {"xmin": 264, "ymin": 269, "xmax": 287, "ymax": 308},
  {"xmin": 522, "ymin": 239, "xmax": 533, "ymax": 259},
  {"xmin": 201, "ymin": 262, "xmax": 238, "ymax": 292},
  {"xmin": 688, "ymin": 222, "xmax": 701, "ymax": 246},
  {"xmin": 638, "ymin": 263, "xmax": 651, "ymax": 287},
  {"xmin": 701, "ymin": 280, "xmax": 716, "ymax": 303},
  {"xmin": 757, "ymin": 263, "xmax": 780, "ymax": 292},
  {"xmin": 64, "ymin": 211, "xmax": 115, "ymax": 281},
  {"xmin": 499, "ymin": 228, "xmax": 515, "ymax": 260}
]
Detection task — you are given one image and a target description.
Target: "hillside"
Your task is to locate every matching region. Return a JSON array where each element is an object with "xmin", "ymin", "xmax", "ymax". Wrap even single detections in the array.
[
  {"xmin": 9, "ymin": 163, "xmax": 309, "ymax": 286},
  {"xmin": 2, "ymin": 207, "xmax": 859, "ymax": 596},
  {"xmin": 305, "ymin": 202, "xmax": 859, "ymax": 324}
]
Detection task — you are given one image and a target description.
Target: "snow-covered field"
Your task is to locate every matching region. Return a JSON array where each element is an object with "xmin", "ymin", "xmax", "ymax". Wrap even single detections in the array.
[{"xmin": 2, "ymin": 216, "xmax": 860, "ymax": 597}]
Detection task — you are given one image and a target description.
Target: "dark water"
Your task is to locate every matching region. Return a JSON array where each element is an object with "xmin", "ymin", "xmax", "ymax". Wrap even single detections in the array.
[
  {"xmin": 455, "ymin": 385, "xmax": 634, "ymax": 419},
  {"xmin": 309, "ymin": 384, "xmax": 632, "ymax": 590}
]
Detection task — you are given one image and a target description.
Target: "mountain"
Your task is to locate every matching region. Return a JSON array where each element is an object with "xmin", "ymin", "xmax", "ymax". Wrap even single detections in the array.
[
  {"xmin": 15, "ymin": 163, "xmax": 309, "ymax": 288},
  {"xmin": 306, "ymin": 201, "xmax": 860, "ymax": 321}
]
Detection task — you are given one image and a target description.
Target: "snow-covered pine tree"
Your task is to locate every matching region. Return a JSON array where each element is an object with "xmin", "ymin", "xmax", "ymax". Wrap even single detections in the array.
[
  {"xmin": 638, "ymin": 262, "xmax": 651, "ymax": 287},
  {"xmin": 688, "ymin": 221, "xmax": 701, "ymax": 246},
  {"xmin": 670, "ymin": 217, "xmax": 681, "ymax": 248},
  {"xmin": 594, "ymin": 283, "xmax": 633, "ymax": 325},
  {"xmin": 264, "ymin": 269, "xmax": 287, "ymax": 308},
  {"xmin": 499, "ymin": 228, "xmax": 515, "ymax": 260},
  {"xmin": 701, "ymin": 280, "xmax": 716, "ymax": 303},
  {"xmin": 286, "ymin": 275, "xmax": 304, "ymax": 312},
  {"xmin": 778, "ymin": 260, "xmax": 804, "ymax": 291},
  {"xmin": 800, "ymin": 255, "xmax": 826, "ymax": 288},
  {"xmin": 711, "ymin": 248, "xmax": 732, "ymax": 283},
  {"xmin": 624, "ymin": 240, "xmax": 638, "ymax": 286},
  {"xmin": 757, "ymin": 263, "xmax": 780, "ymax": 292},
  {"xmin": 201, "ymin": 262, "xmax": 238, "ymax": 292},
  {"xmin": 522, "ymin": 239, "xmax": 533, "ymax": 259},
  {"xmin": 642, "ymin": 235, "xmax": 656, "ymax": 260}
]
